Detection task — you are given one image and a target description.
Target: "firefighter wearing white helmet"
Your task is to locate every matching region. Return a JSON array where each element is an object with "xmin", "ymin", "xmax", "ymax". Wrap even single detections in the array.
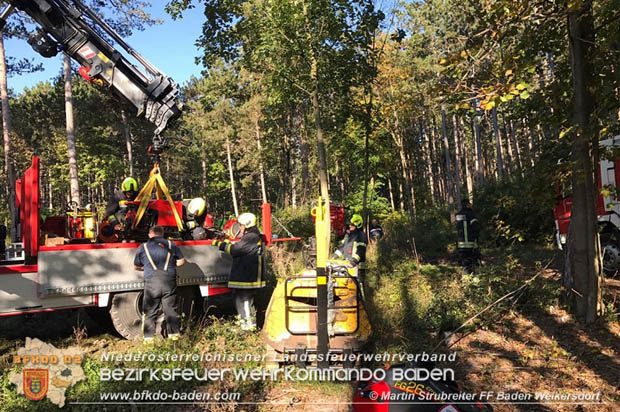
[{"xmin": 212, "ymin": 211, "xmax": 265, "ymax": 331}]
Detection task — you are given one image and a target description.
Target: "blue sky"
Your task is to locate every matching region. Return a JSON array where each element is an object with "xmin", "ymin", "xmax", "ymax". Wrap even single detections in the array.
[{"xmin": 5, "ymin": 1, "xmax": 206, "ymax": 93}]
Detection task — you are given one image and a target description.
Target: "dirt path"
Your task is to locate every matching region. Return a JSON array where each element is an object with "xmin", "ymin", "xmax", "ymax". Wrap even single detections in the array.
[{"xmin": 451, "ymin": 309, "xmax": 619, "ymax": 412}]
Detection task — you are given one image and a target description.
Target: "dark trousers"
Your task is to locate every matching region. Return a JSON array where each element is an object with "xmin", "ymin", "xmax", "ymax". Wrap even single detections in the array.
[
  {"xmin": 234, "ymin": 289, "xmax": 256, "ymax": 329},
  {"xmin": 142, "ymin": 275, "xmax": 179, "ymax": 338},
  {"xmin": 458, "ymin": 248, "xmax": 481, "ymax": 273}
]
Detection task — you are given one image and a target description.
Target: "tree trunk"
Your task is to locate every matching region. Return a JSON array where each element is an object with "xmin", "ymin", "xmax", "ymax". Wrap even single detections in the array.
[
  {"xmin": 362, "ymin": 90, "xmax": 372, "ymax": 227},
  {"xmin": 501, "ymin": 112, "xmax": 513, "ymax": 174},
  {"xmin": 524, "ymin": 118, "xmax": 535, "ymax": 168},
  {"xmin": 393, "ymin": 131, "xmax": 415, "ymax": 215},
  {"xmin": 441, "ymin": 108, "xmax": 455, "ymax": 220},
  {"xmin": 421, "ymin": 121, "xmax": 436, "ymax": 203},
  {"xmin": 463, "ymin": 132, "xmax": 473, "ymax": 199},
  {"xmin": 121, "ymin": 109, "xmax": 134, "ymax": 177},
  {"xmin": 452, "ymin": 114, "xmax": 462, "ymax": 205},
  {"xmin": 300, "ymin": 125, "xmax": 310, "ymax": 204},
  {"xmin": 473, "ymin": 113, "xmax": 484, "ymax": 185},
  {"xmin": 0, "ymin": 32, "xmax": 17, "ymax": 240},
  {"xmin": 564, "ymin": 0, "xmax": 602, "ymax": 323},
  {"xmin": 309, "ymin": 58, "xmax": 329, "ymax": 204},
  {"xmin": 509, "ymin": 119, "xmax": 523, "ymax": 176},
  {"xmin": 225, "ymin": 138, "xmax": 239, "ymax": 216},
  {"xmin": 48, "ymin": 170, "xmax": 53, "ymax": 210},
  {"xmin": 492, "ymin": 107, "xmax": 504, "ymax": 178},
  {"xmin": 430, "ymin": 117, "xmax": 445, "ymax": 201},
  {"xmin": 255, "ymin": 118, "xmax": 268, "ymax": 204},
  {"xmin": 64, "ymin": 54, "xmax": 80, "ymax": 206},
  {"xmin": 388, "ymin": 175, "xmax": 396, "ymax": 211}
]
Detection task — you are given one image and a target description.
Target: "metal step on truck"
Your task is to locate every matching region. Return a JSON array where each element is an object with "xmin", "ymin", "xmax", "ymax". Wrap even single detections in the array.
[{"xmin": 0, "ymin": 157, "xmax": 238, "ymax": 340}]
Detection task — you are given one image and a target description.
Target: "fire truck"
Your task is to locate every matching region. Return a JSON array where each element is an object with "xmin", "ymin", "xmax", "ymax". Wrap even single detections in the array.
[
  {"xmin": 0, "ymin": 156, "xmax": 242, "ymax": 340},
  {"xmin": 554, "ymin": 136, "xmax": 620, "ymax": 274},
  {"xmin": 0, "ymin": 0, "xmax": 280, "ymax": 340}
]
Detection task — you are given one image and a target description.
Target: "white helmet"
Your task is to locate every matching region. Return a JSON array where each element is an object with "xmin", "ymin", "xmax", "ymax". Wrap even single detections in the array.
[
  {"xmin": 187, "ymin": 198, "xmax": 206, "ymax": 216},
  {"xmin": 237, "ymin": 212, "xmax": 256, "ymax": 228}
]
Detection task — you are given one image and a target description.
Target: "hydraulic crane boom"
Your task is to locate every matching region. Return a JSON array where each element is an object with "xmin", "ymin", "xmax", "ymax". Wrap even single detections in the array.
[{"xmin": 0, "ymin": 0, "xmax": 183, "ymax": 154}]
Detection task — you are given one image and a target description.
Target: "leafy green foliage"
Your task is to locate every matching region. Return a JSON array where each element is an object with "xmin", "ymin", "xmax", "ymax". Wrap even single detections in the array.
[
  {"xmin": 474, "ymin": 174, "xmax": 556, "ymax": 245},
  {"xmin": 376, "ymin": 208, "xmax": 454, "ymax": 266}
]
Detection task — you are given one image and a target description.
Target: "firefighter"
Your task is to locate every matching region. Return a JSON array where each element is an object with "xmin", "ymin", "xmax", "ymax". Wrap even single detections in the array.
[
  {"xmin": 183, "ymin": 197, "xmax": 207, "ymax": 240},
  {"xmin": 212, "ymin": 212, "xmax": 266, "ymax": 331},
  {"xmin": 456, "ymin": 199, "xmax": 481, "ymax": 272},
  {"xmin": 134, "ymin": 225, "xmax": 185, "ymax": 342},
  {"xmin": 333, "ymin": 214, "xmax": 368, "ymax": 282},
  {"xmin": 369, "ymin": 218, "xmax": 384, "ymax": 243},
  {"xmin": 105, "ymin": 177, "xmax": 139, "ymax": 230}
]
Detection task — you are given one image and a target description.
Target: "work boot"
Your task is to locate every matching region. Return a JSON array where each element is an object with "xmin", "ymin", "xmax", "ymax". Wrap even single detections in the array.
[
  {"xmin": 143, "ymin": 336, "xmax": 155, "ymax": 345},
  {"xmin": 167, "ymin": 333, "xmax": 180, "ymax": 341},
  {"xmin": 240, "ymin": 317, "xmax": 256, "ymax": 332}
]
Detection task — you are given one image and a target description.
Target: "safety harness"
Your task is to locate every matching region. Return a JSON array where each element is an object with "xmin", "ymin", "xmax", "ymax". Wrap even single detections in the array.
[{"xmin": 143, "ymin": 239, "xmax": 172, "ymax": 272}]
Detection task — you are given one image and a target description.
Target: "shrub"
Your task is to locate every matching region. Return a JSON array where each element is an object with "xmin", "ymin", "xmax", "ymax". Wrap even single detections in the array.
[
  {"xmin": 272, "ymin": 205, "xmax": 314, "ymax": 240},
  {"xmin": 376, "ymin": 207, "xmax": 454, "ymax": 265},
  {"xmin": 473, "ymin": 175, "xmax": 556, "ymax": 246}
]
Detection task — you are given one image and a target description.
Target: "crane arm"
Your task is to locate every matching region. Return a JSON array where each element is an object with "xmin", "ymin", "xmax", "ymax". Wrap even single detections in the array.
[{"xmin": 1, "ymin": 0, "xmax": 183, "ymax": 154}]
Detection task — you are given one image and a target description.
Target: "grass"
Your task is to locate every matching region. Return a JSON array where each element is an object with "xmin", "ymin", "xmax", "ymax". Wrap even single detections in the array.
[
  {"xmin": 2, "ymin": 239, "xmax": 617, "ymax": 411},
  {"xmin": 363, "ymin": 243, "xmax": 565, "ymax": 357}
]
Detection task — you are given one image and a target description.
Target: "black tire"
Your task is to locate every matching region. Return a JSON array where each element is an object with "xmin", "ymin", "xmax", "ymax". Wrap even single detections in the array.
[
  {"xmin": 110, "ymin": 291, "xmax": 163, "ymax": 340},
  {"xmin": 601, "ymin": 241, "xmax": 620, "ymax": 276},
  {"xmin": 111, "ymin": 288, "xmax": 204, "ymax": 340}
]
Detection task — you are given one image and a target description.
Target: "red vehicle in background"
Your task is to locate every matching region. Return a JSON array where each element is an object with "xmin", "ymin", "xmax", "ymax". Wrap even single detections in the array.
[{"xmin": 554, "ymin": 136, "xmax": 620, "ymax": 274}]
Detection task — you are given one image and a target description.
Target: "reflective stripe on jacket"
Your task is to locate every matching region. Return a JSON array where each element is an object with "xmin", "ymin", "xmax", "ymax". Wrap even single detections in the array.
[
  {"xmin": 219, "ymin": 226, "xmax": 266, "ymax": 289},
  {"xmin": 456, "ymin": 207, "xmax": 479, "ymax": 249},
  {"xmin": 334, "ymin": 228, "xmax": 368, "ymax": 266}
]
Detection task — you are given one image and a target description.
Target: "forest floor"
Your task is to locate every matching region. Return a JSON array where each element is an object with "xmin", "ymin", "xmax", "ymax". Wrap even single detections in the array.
[{"xmin": 0, "ymin": 246, "xmax": 618, "ymax": 412}]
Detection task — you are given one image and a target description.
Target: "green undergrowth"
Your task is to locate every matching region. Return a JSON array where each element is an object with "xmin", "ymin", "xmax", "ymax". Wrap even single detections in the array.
[{"xmin": 364, "ymin": 243, "xmax": 563, "ymax": 355}]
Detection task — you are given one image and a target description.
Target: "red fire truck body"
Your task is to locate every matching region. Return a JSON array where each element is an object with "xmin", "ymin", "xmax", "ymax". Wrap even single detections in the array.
[
  {"xmin": 554, "ymin": 136, "xmax": 620, "ymax": 273},
  {"xmin": 0, "ymin": 158, "xmax": 297, "ymax": 339}
]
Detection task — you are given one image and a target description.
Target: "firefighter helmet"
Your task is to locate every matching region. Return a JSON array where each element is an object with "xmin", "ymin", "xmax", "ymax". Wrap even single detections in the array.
[
  {"xmin": 121, "ymin": 177, "xmax": 138, "ymax": 192},
  {"xmin": 238, "ymin": 212, "xmax": 257, "ymax": 228},
  {"xmin": 348, "ymin": 214, "xmax": 363, "ymax": 229},
  {"xmin": 187, "ymin": 197, "xmax": 206, "ymax": 217}
]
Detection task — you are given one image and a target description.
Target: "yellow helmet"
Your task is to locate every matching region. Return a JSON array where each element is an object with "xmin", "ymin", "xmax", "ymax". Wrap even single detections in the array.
[
  {"xmin": 188, "ymin": 197, "xmax": 206, "ymax": 216},
  {"xmin": 237, "ymin": 212, "xmax": 256, "ymax": 228},
  {"xmin": 121, "ymin": 177, "xmax": 138, "ymax": 192},
  {"xmin": 349, "ymin": 214, "xmax": 363, "ymax": 229}
]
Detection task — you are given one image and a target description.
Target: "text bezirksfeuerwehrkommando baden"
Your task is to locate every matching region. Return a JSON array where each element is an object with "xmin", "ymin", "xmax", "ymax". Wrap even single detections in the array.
[{"xmin": 99, "ymin": 366, "xmax": 455, "ymax": 382}]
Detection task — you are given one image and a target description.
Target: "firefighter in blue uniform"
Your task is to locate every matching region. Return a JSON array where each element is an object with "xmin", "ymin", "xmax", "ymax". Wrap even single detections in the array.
[
  {"xmin": 213, "ymin": 212, "xmax": 265, "ymax": 331},
  {"xmin": 333, "ymin": 214, "xmax": 368, "ymax": 282},
  {"xmin": 456, "ymin": 199, "xmax": 481, "ymax": 272},
  {"xmin": 134, "ymin": 225, "xmax": 185, "ymax": 342}
]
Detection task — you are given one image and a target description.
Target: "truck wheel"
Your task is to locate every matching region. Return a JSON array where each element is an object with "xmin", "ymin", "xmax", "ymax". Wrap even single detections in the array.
[
  {"xmin": 111, "ymin": 289, "xmax": 202, "ymax": 340},
  {"xmin": 110, "ymin": 292, "xmax": 144, "ymax": 340},
  {"xmin": 602, "ymin": 242, "xmax": 620, "ymax": 276}
]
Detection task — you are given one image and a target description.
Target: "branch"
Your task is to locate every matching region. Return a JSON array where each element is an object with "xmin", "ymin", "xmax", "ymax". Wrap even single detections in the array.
[{"xmin": 431, "ymin": 258, "xmax": 554, "ymax": 353}]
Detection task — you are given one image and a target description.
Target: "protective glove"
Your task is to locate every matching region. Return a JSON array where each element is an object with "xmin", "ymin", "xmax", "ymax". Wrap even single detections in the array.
[
  {"xmin": 347, "ymin": 257, "xmax": 358, "ymax": 267},
  {"xmin": 212, "ymin": 240, "xmax": 222, "ymax": 247}
]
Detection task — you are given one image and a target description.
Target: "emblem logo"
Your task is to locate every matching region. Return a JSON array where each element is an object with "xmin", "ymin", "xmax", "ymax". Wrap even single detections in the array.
[{"xmin": 23, "ymin": 369, "xmax": 48, "ymax": 401}]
